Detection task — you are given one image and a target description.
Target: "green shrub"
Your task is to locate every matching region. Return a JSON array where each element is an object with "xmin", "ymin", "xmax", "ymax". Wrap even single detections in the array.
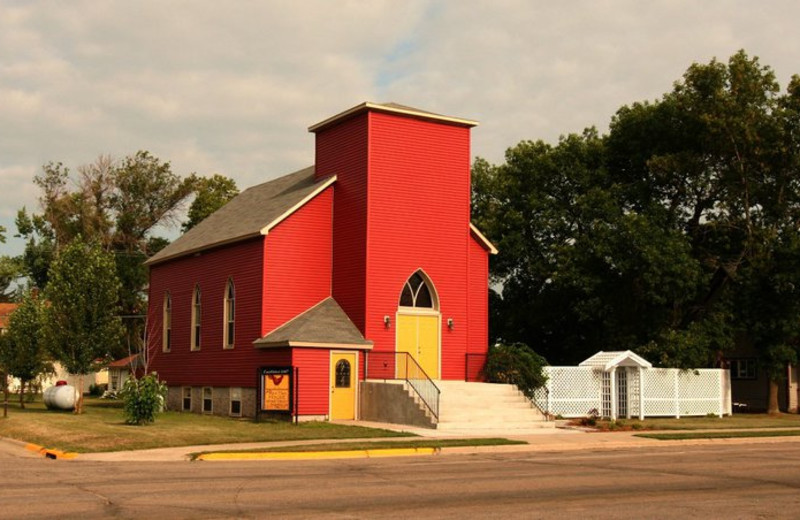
[
  {"xmin": 120, "ymin": 373, "xmax": 167, "ymax": 425},
  {"xmin": 483, "ymin": 342, "xmax": 548, "ymax": 399}
]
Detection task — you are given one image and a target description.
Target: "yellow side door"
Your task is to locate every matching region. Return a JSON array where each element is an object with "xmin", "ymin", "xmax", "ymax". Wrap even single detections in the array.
[
  {"xmin": 330, "ymin": 352, "xmax": 356, "ymax": 420},
  {"xmin": 417, "ymin": 315, "xmax": 440, "ymax": 379}
]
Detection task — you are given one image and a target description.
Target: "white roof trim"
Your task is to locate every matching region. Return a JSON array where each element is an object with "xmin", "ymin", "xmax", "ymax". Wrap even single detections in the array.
[
  {"xmin": 579, "ymin": 350, "xmax": 652, "ymax": 371},
  {"xmin": 260, "ymin": 175, "xmax": 336, "ymax": 235},
  {"xmin": 469, "ymin": 223, "xmax": 498, "ymax": 255},
  {"xmin": 308, "ymin": 102, "xmax": 479, "ymax": 132}
]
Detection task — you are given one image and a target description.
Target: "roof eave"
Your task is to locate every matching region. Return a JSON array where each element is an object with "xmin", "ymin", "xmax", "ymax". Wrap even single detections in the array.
[
  {"xmin": 253, "ymin": 340, "xmax": 373, "ymax": 350},
  {"xmin": 308, "ymin": 102, "xmax": 479, "ymax": 133},
  {"xmin": 260, "ymin": 175, "xmax": 336, "ymax": 235},
  {"xmin": 470, "ymin": 223, "xmax": 498, "ymax": 255}
]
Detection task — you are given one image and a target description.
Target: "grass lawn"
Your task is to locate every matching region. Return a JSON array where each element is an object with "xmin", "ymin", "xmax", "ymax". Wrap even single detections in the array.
[
  {"xmin": 580, "ymin": 413, "xmax": 800, "ymax": 431},
  {"xmin": 0, "ymin": 397, "xmax": 413, "ymax": 453},
  {"xmin": 191, "ymin": 438, "xmax": 526, "ymax": 459},
  {"xmin": 635, "ymin": 429, "xmax": 800, "ymax": 440}
]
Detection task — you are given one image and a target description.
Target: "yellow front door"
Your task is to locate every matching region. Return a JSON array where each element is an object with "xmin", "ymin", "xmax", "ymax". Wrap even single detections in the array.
[
  {"xmin": 396, "ymin": 314, "xmax": 440, "ymax": 379},
  {"xmin": 330, "ymin": 352, "xmax": 356, "ymax": 420}
]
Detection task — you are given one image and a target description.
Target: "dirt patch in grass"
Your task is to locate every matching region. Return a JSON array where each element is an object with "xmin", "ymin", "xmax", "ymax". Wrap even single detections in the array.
[
  {"xmin": 0, "ymin": 398, "xmax": 412, "ymax": 453},
  {"xmin": 635, "ymin": 429, "xmax": 800, "ymax": 440}
]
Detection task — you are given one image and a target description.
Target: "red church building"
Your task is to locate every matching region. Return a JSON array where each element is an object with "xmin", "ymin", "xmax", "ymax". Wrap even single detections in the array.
[{"xmin": 145, "ymin": 102, "xmax": 509, "ymax": 427}]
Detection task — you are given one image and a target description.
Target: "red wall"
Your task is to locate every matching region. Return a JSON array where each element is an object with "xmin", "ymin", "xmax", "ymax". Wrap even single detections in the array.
[
  {"xmin": 291, "ymin": 348, "xmax": 330, "ymax": 416},
  {"xmin": 363, "ymin": 112, "xmax": 473, "ymax": 380},
  {"xmin": 262, "ymin": 187, "xmax": 333, "ymax": 335},
  {"xmin": 148, "ymin": 238, "xmax": 267, "ymax": 388},
  {"xmin": 467, "ymin": 234, "xmax": 489, "ymax": 355},
  {"xmin": 315, "ymin": 113, "xmax": 369, "ymax": 332}
]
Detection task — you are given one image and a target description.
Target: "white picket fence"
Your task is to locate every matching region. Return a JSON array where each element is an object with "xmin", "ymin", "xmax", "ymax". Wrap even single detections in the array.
[{"xmin": 532, "ymin": 366, "xmax": 732, "ymax": 419}]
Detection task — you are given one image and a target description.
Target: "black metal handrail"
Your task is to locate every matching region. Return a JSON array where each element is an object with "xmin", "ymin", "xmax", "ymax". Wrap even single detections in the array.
[{"xmin": 365, "ymin": 351, "xmax": 440, "ymax": 420}]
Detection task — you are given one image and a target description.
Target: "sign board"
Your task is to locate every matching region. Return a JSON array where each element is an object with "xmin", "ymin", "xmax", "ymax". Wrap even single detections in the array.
[{"xmin": 259, "ymin": 366, "xmax": 293, "ymax": 414}]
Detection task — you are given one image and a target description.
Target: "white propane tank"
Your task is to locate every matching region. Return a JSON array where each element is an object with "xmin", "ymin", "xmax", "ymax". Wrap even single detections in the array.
[{"xmin": 43, "ymin": 385, "xmax": 78, "ymax": 411}]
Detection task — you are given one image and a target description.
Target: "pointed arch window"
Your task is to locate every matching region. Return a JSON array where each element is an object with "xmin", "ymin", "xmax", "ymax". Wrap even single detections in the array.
[
  {"xmin": 399, "ymin": 271, "xmax": 437, "ymax": 309},
  {"xmin": 224, "ymin": 279, "xmax": 235, "ymax": 349},
  {"xmin": 162, "ymin": 292, "xmax": 172, "ymax": 353},
  {"xmin": 191, "ymin": 285, "xmax": 201, "ymax": 351}
]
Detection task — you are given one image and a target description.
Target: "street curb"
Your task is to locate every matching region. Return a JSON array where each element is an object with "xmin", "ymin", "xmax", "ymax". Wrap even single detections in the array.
[
  {"xmin": 196, "ymin": 447, "xmax": 439, "ymax": 461},
  {"xmin": 25, "ymin": 443, "xmax": 78, "ymax": 460}
]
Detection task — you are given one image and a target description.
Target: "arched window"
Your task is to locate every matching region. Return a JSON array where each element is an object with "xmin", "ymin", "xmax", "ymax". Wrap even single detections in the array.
[
  {"xmin": 335, "ymin": 359, "xmax": 351, "ymax": 388},
  {"xmin": 191, "ymin": 285, "xmax": 201, "ymax": 351},
  {"xmin": 224, "ymin": 279, "xmax": 235, "ymax": 349},
  {"xmin": 399, "ymin": 271, "xmax": 437, "ymax": 309},
  {"xmin": 162, "ymin": 292, "xmax": 172, "ymax": 353}
]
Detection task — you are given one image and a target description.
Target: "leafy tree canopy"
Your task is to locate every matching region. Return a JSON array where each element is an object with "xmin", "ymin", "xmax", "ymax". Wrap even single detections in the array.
[
  {"xmin": 182, "ymin": 174, "xmax": 239, "ymax": 232},
  {"xmin": 473, "ymin": 51, "xmax": 800, "ymax": 412}
]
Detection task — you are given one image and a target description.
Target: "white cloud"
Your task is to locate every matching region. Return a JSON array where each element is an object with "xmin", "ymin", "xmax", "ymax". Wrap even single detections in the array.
[{"xmin": 2, "ymin": 0, "xmax": 800, "ymax": 258}]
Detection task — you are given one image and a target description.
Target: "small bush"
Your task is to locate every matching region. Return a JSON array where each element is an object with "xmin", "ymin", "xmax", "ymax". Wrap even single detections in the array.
[
  {"xmin": 580, "ymin": 408, "xmax": 600, "ymax": 427},
  {"xmin": 120, "ymin": 373, "xmax": 167, "ymax": 425},
  {"xmin": 483, "ymin": 342, "xmax": 548, "ymax": 399},
  {"xmin": 631, "ymin": 423, "xmax": 644, "ymax": 430}
]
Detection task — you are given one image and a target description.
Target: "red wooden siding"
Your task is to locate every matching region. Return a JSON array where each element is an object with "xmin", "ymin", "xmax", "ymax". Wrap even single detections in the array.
[
  {"xmin": 364, "ymin": 111, "xmax": 473, "ymax": 380},
  {"xmin": 262, "ymin": 187, "xmax": 333, "ymax": 335},
  {"xmin": 315, "ymin": 113, "xmax": 369, "ymax": 332},
  {"xmin": 148, "ymin": 238, "xmax": 267, "ymax": 387},
  {"xmin": 468, "ymin": 234, "xmax": 489, "ymax": 354},
  {"xmin": 291, "ymin": 348, "xmax": 330, "ymax": 416}
]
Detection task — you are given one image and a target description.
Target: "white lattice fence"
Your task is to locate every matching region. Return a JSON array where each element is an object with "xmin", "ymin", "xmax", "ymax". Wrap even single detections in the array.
[
  {"xmin": 533, "ymin": 367, "xmax": 603, "ymax": 418},
  {"xmin": 642, "ymin": 368, "xmax": 725, "ymax": 417},
  {"xmin": 535, "ymin": 366, "xmax": 729, "ymax": 419}
]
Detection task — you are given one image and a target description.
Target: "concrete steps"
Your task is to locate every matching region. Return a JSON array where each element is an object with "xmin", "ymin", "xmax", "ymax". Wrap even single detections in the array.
[{"xmin": 435, "ymin": 381, "xmax": 554, "ymax": 432}]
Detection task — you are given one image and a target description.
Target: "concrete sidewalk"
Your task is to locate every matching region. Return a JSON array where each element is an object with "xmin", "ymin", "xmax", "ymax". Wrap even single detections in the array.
[{"xmin": 42, "ymin": 421, "xmax": 800, "ymax": 462}]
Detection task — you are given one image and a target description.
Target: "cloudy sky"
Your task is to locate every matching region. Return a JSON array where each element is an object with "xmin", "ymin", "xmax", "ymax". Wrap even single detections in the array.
[{"xmin": 2, "ymin": 1, "xmax": 800, "ymax": 256}]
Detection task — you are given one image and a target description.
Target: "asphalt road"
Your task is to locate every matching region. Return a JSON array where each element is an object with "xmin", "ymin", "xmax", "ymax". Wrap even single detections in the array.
[{"xmin": 2, "ymin": 441, "xmax": 800, "ymax": 519}]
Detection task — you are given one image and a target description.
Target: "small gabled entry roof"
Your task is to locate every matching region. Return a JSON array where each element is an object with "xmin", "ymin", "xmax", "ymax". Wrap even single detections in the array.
[
  {"xmin": 579, "ymin": 350, "xmax": 652, "ymax": 371},
  {"xmin": 254, "ymin": 297, "xmax": 373, "ymax": 350},
  {"xmin": 145, "ymin": 166, "xmax": 335, "ymax": 266}
]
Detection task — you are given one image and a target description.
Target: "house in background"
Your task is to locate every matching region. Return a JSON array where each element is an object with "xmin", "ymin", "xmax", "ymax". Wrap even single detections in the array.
[
  {"xmin": 144, "ymin": 102, "xmax": 515, "ymax": 427},
  {"xmin": 107, "ymin": 354, "xmax": 145, "ymax": 393},
  {"xmin": 0, "ymin": 302, "xmax": 18, "ymax": 336}
]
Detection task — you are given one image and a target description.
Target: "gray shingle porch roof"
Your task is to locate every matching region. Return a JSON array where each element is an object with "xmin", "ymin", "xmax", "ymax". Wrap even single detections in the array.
[
  {"xmin": 254, "ymin": 297, "xmax": 373, "ymax": 349},
  {"xmin": 145, "ymin": 166, "xmax": 335, "ymax": 266}
]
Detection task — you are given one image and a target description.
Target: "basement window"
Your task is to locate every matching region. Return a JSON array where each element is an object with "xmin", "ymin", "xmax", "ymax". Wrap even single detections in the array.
[
  {"xmin": 230, "ymin": 387, "xmax": 242, "ymax": 417},
  {"xmin": 182, "ymin": 387, "xmax": 192, "ymax": 411},
  {"xmin": 203, "ymin": 387, "xmax": 213, "ymax": 413}
]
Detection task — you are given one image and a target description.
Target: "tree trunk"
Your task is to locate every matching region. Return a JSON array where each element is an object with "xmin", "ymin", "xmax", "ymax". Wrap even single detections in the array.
[
  {"xmin": 76, "ymin": 374, "xmax": 84, "ymax": 414},
  {"xmin": 19, "ymin": 380, "xmax": 25, "ymax": 410},
  {"xmin": 768, "ymin": 378, "xmax": 781, "ymax": 414},
  {"xmin": 2, "ymin": 371, "xmax": 7, "ymax": 418}
]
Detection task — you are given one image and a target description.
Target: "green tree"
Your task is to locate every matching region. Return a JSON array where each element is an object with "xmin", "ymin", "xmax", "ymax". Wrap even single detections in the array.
[
  {"xmin": 43, "ymin": 238, "xmax": 124, "ymax": 413},
  {"xmin": 474, "ymin": 51, "xmax": 800, "ymax": 413},
  {"xmin": 182, "ymin": 174, "xmax": 239, "ymax": 232},
  {"xmin": 23, "ymin": 152, "xmax": 194, "ymax": 357},
  {"xmin": 0, "ymin": 291, "xmax": 49, "ymax": 408}
]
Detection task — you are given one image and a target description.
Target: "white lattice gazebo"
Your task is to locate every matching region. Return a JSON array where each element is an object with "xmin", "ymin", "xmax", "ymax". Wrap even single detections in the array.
[{"xmin": 533, "ymin": 351, "xmax": 732, "ymax": 420}]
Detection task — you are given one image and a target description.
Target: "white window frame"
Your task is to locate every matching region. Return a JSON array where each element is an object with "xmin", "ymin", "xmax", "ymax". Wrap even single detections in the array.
[
  {"xmin": 223, "ymin": 279, "xmax": 235, "ymax": 349},
  {"xmin": 229, "ymin": 387, "xmax": 242, "ymax": 417},
  {"xmin": 182, "ymin": 386, "xmax": 192, "ymax": 412},
  {"xmin": 163, "ymin": 291, "xmax": 172, "ymax": 353},
  {"xmin": 191, "ymin": 285, "xmax": 202, "ymax": 351},
  {"xmin": 202, "ymin": 387, "xmax": 213, "ymax": 414}
]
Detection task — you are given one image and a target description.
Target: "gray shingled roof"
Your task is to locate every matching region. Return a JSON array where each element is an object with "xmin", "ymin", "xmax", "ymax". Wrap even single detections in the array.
[
  {"xmin": 146, "ymin": 166, "xmax": 330, "ymax": 265},
  {"xmin": 254, "ymin": 297, "xmax": 372, "ymax": 348}
]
